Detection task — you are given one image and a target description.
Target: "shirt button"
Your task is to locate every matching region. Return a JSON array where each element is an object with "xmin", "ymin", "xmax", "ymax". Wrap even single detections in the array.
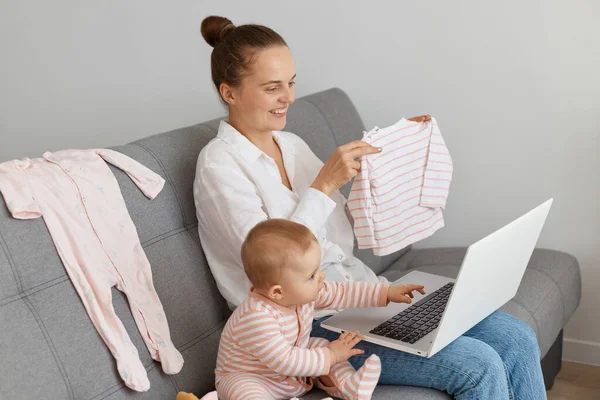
[
  {"xmin": 345, "ymin": 274, "xmax": 351, "ymax": 280},
  {"xmin": 337, "ymin": 254, "xmax": 344, "ymax": 261}
]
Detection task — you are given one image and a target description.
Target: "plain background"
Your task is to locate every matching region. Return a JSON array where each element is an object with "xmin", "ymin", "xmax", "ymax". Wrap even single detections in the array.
[{"xmin": 1, "ymin": 1, "xmax": 598, "ymax": 364}]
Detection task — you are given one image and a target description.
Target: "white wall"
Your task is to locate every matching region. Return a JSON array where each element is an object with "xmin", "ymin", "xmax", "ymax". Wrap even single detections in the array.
[{"xmin": 1, "ymin": 1, "xmax": 599, "ymax": 364}]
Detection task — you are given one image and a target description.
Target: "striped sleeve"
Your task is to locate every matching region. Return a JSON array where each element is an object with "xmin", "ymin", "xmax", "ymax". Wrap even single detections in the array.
[
  {"xmin": 231, "ymin": 308, "xmax": 332, "ymax": 377},
  {"xmin": 347, "ymin": 148, "xmax": 377, "ymax": 249},
  {"xmin": 315, "ymin": 281, "xmax": 390, "ymax": 310},
  {"xmin": 420, "ymin": 119, "xmax": 453, "ymax": 209}
]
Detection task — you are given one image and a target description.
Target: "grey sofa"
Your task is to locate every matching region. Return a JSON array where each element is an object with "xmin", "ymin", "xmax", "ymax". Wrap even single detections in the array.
[{"xmin": 0, "ymin": 88, "xmax": 581, "ymax": 400}]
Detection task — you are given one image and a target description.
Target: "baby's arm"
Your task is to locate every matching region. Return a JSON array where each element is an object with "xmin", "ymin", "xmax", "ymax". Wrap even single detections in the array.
[
  {"xmin": 315, "ymin": 281, "xmax": 390, "ymax": 310},
  {"xmin": 315, "ymin": 281, "xmax": 427, "ymax": 310}
]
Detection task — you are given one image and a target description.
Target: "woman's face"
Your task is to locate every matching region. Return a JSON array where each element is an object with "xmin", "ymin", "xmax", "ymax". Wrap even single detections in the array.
[{"xmin": 224, "ymin": 45, "xmax": 296, "ymax": 133}]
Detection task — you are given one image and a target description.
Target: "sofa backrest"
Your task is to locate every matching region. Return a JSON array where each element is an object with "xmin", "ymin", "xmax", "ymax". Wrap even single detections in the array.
[{"xmin": 0, "ymin": 87, "xmax": 409, "ymax": 399}]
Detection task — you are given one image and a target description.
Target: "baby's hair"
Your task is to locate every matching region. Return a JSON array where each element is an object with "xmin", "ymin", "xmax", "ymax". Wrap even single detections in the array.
[{"xmin": 241, "ymin": 219, "xmax": 318, "ymax": 289}]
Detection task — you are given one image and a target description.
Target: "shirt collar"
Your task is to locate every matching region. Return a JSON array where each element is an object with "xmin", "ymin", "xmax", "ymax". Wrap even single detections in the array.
[
  {"xmin": 273, "ymin": 130, "xmax": 296, "ymax": 156},
  {"xmin": 216, "ymin": 120, "xmax": 296, "ymax": 164}
]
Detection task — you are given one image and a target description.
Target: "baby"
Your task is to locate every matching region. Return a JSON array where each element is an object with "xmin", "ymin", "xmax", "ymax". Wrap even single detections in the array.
[{"xmin": 215, "ymin": 219, "xmax": 425, "ymax": 400}]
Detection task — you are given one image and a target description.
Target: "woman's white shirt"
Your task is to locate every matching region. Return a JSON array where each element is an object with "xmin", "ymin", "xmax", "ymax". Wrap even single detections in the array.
[{"xmin": 193, "ymin": 121, "xmax": 384, "ymax": 314}]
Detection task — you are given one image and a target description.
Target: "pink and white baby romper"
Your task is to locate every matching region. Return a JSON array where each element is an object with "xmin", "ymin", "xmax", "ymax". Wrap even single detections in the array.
[{"xmin": 0, "ymin": 149, "xmax": 184, "ymax": 392}]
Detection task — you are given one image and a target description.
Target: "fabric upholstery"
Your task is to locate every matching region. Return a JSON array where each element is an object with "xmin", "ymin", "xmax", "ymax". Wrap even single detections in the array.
[{"xmin": 0, "ymin": 88, "xmax": 580, "ymax": 399}]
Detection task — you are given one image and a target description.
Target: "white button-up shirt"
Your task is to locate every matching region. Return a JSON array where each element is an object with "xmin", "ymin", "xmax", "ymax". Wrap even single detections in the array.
[{"xmin": 193, "ymin": 121, "xmax": 385, "ymax": 315}]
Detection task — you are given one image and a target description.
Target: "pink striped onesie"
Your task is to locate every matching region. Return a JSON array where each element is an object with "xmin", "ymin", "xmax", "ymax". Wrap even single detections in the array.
[
  {"xmin": 347, "ymin": 117, "xmax": 453, "ymax": 256},
  {"xmin": 215, "ymin": 280, "xmax": 390, "ymax": 400},
  {"xmin": 0, "ymin": 149, "xmax": 183, "ymax": 392}
]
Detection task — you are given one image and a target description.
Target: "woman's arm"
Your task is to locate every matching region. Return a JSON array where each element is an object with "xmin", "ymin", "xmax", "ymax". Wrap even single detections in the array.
[
  {"xmin": 197, "ymin": 165, "xmax": 337, "ymax": 241},
  {"xmin": 311, "ymin": 140, "xmax": 381, "ymax": 197},
  {"xmin": 194, "ymin": 165, "xmax": 337, "ymax": 307}
]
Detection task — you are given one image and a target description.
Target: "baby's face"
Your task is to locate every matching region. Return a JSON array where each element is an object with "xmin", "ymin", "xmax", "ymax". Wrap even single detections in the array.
[{"xmin": 280, "ymin": 242, "xmax": 324, "ymax": 306}]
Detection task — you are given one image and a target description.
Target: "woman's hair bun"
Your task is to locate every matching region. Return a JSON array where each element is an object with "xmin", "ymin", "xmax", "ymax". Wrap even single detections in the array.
[{"xmin": 201, "ymin": 16, "xmax": 236, "ymax": 48}]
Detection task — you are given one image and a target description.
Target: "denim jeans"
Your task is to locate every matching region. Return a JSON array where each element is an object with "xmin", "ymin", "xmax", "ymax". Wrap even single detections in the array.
[{"xmin": 310, "ymin": 311, "xmax": 547, "ymax": 400}]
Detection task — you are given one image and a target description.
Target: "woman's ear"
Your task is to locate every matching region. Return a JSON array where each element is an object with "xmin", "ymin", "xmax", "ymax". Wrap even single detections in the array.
[
  {"xmin": 267, "ymin": 284, "xmax": 284, "ymax": 300},
  {"xmin": 219, "ymin": 83, "xmax": 235, "ymax": 106}
]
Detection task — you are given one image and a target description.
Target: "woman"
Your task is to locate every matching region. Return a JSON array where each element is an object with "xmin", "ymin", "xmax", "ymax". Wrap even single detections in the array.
[{"xmin": 193, "ymin": 15, "xmax": 546, "ymax": 399}]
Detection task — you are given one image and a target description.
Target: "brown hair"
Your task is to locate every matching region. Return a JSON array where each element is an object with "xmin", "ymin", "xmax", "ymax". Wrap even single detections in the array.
[
  {"xmin": 241, "ymin": 219, "xmax": 318, "ymax": 289},
  {"xmin": 200, "ymin": 16, "xmax": 288, "ymax": 102}
]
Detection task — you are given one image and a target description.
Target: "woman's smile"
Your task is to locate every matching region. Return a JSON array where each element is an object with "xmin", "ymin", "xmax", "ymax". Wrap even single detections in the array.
[{"xmin": 269, "ymin": 106, "xmax": 288, "ymax": 117}]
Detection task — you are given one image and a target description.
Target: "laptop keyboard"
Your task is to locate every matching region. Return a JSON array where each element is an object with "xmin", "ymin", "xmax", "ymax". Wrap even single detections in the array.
[{"xmin": 369, "ymin": 282, "xmax": 454, "ymax": 344}]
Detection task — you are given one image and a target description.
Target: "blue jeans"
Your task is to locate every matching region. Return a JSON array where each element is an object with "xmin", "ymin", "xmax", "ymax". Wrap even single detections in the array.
[{"xmin": 311, "ymin": 311, "xmax": 546, "ymax": 400}]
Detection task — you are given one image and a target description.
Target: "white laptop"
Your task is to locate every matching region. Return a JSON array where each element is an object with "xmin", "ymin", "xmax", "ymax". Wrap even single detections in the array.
[{"xmin": 321, "ymin": 199, "xmax": 553, "ymax": 358}]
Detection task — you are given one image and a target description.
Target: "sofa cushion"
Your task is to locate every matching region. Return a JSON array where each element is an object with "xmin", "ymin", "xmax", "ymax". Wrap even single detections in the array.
[{"xmin": 130, "ymin": 123, "xmax": 216, "ymax": 228}]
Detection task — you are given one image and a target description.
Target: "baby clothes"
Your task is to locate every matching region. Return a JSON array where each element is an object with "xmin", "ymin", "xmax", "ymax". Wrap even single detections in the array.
[
  {"xmin": 347, "ymin": 117, "xmax": 453, "ymax": 256},
  {"xmin": 0, "ymin": 149, "xmax": 183, "ymax": 392},
  {"xmin": 215, "ymin": 280, "xmax": 390, "ymax": 400}
]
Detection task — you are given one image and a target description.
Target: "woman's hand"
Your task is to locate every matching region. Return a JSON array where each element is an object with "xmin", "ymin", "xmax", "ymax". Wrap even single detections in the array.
[
  {"xmin": 408, "ymin": 115, "xmax": 432, "ymax": 123},
  {"xmin": 311, "ymin": 141, "xmax": 382, "ymax": 196},
  {"xmin": 387, "ymin": 284, "xmax": 426, "ymax": 304}
]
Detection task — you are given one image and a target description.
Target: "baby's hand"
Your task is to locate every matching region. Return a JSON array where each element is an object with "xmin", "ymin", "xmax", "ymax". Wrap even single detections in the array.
[
  {"xmin": 387, "ymin": 284, "xmax": 426, "ymax": 304},
  {"xmin": 327, "ymin": 330, "xmax": 365, "ymax": 365}
]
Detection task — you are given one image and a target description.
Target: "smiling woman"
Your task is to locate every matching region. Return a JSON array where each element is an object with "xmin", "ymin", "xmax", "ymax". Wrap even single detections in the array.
[
  {"xmin": 200, "ymin": 16, "xmax": 294, "ymax": 134},
  {"xmin": 222, "ymin": 45, "xmax": 295, "ymax": 134}
]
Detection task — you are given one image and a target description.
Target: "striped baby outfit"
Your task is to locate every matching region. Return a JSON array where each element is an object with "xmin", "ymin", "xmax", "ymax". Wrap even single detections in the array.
[
  {"xmin": 347, "ymin": 117, "xmax": 453, "ymax": 256},
  {"xmin": 215, "ymin": 280, "xmax": 390, "ymax": 399}
]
